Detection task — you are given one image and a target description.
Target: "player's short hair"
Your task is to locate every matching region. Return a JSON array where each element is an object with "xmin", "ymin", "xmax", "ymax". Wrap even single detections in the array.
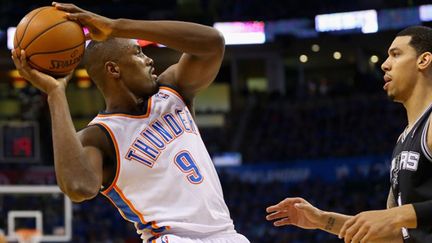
[
  {"xmin": 83, "ymin": 38, "xmax": 131, "ymax": 86},
  {"xmin": 397, "ymin": 26, "xmax": 432, "ymax": 56}
]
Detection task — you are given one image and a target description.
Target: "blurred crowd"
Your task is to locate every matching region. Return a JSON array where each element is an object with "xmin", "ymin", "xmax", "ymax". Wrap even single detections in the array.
[
  {"xmin": 202, "ymin": 92, "xmax": 405, "ymax": 163},
  {"xmin": 1, "ymin": 83, "xmax": 407, "ymax": 166}
]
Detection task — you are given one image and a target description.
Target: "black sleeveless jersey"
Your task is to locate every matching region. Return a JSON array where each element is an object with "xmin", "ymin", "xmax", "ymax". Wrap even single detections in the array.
[{"xmin": 390, "ymin": 105, "xmax": 432, "ymax": 242}]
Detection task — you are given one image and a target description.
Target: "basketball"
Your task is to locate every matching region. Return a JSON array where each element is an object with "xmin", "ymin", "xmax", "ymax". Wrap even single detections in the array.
[{"xmin": 14, "ymin": 6, "xmax": 85, "ymax": 76}]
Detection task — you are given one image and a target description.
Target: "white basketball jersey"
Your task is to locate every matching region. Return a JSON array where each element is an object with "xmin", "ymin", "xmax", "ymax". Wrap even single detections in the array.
[{"xmin": 88, "ymin": 86, "xmax": 236, "ymax": 242}]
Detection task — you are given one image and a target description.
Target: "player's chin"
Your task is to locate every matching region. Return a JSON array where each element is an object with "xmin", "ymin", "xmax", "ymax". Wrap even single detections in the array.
[{"xmin": 148, "ymin": 81, "xmax": 159, "ymax": 95}]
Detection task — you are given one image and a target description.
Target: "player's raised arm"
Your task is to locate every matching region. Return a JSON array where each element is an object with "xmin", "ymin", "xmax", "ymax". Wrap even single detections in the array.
[
  {"xmin": 53, "ymin": 2, "xmax": 225, "ymax": 104},
  {"xmin": 11, "ymin": 49, "xmax": 103, "ymax": 203}
]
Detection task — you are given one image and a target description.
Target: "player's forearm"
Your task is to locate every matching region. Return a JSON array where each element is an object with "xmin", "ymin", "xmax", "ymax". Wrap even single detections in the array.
[
  {"xmin": 47, "ymin": 88, "xmax": 99, "ymax": 201},
  {"xmin": 319, "ymin": 211, "xmax": 352, "ymax": 235},
  {"xmin": 320, "ymin": 211, "xmax": 404, "ymax": 242},
  {"xmin": 111, "ymin": 19, "xmax": 224, "ymax": 56}
]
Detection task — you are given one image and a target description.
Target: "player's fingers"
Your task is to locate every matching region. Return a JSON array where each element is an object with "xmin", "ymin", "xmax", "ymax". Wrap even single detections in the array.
[
  {"xmin": 339, "ymin": 217, "xmax": 355, "ymax": 239},
  {"xmin": 279, "ymin": 197, "xmax": 304, "ymax": 206},
  {"xmin": 266, "ymin": 204, "xmax": 289, "ymax": 213},
  {"xmin": 266, "ymin": 211, "xmax": 289, "ymax": 221},
  {"xmin": 62, "ymin": 71, "xmax": 74, "ymax": 82},
  {"xmin": 18, "ymin": 50, "xmax": 37, "ymax": 76},
  {"xmin": 16, "ymin": 50, "xmax": 49, "ymax": 81},
  {"xmin": 19, "ymin": 50, "xmax": 28, "ymax": 66},
  {"xmin": 18, "ymin": 50, "xmax": 32, "ymax": 76},
  {"xmin": 52, "ymin": 2, "xmax": 84, "ymax": 13},
  {"xmin": 361, "ymin": 230, "xmax": 373, "ymax": 243},
  {"xmin": 65, "ymin": 13, "xmax": 89, "ymax": 22},
  {"xmin": 11, "ymin": 50, "xmax": 22, "ymax": 69},
  {"xmin": 343, "ymin": 222, "xmax": 360, "ymax": 243},
  {"xmin": 266, "ymin": 205, "xmax": 281, "ymax": 213},
  {"xmin": 273, "ymin": 217, "xmax": 292, "ymax": 226},
  {"xmin": 267, "ymin": 198, "xmax": 302, "ymax": 213},
  {"xmin": 350, "ymin": 226, "xmax": 368, "ymax": 243}
]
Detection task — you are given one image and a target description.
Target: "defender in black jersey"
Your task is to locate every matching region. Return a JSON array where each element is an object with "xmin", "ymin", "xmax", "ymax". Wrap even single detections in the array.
[{"xmin": 266, "ymin": 26, "xmax": 432, "ymax": 243}]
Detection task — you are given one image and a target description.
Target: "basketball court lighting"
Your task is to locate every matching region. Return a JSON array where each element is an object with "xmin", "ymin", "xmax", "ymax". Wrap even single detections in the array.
[
  {"xmin": 299, "ymin": 54, "xmax": 308, "ymax": 63},
  {"xmin": 370, "ymin": 55, "xmax": 379, "ymax": 63},
  {"xmin": 311, "ymin": 44, "xmax": 320, "ymax": 52},
  {"xmin": 333, "ymin": 51, "xmax": 342, "ymax": 60}
]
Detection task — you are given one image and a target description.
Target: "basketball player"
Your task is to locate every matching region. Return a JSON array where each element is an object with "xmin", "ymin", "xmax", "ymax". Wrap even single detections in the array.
[
  {"xmin": 266, "ymin": 26, "xmax": 432, "ymax": 243},
  {"xmin": 11, "ymin": 2, "xmax": 249, "ymax": 243}
]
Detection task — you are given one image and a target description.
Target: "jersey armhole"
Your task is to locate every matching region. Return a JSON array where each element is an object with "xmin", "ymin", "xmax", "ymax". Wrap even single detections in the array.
[
  {"xmin": 420, "ymin": 114, "xmax": 432, "ymax": 162},
  {"xmin": 89, "ymin": 123, "xmax": 119, "ymax": 192},
  {"xmin": 159, "ymin": 84, "xmax": 187, "ymax": 105}
]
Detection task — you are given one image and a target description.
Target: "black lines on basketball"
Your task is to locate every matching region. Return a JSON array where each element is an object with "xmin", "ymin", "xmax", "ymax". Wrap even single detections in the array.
[
  {"xmin": 23, "ymin": 20, "xmax": 69, "ymax": 50},
  {"xmin": 16, "ymin": 7, "xmax": 47, "ymax": 49},
  {"xmin": 28, "ymin": 41, "xmax": 86, "ymax": 59}
]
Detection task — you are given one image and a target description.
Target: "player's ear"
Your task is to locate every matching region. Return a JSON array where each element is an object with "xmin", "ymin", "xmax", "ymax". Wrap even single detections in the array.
[
  {"xmin": 105, "ymin": 61, "xmax": 120, "ymax": 78},
  {"xmin": 418, "ymin": 52, "xmax": 432, "ymax": 71}
]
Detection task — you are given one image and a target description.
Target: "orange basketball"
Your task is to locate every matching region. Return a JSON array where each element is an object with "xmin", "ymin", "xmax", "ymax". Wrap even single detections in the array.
[{"xmin": 14, "ymin": 6, "xmax": 85, "ymax": 76}]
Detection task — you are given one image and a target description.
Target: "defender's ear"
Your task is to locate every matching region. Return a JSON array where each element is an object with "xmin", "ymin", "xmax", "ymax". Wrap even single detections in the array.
[{"xmin": 418, "ymin": 52, "xmax": 432, "ymax": 71}]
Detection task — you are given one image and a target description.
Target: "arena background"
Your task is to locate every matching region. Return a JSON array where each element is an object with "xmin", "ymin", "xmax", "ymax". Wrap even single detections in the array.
[{"xmin": 0, "ymin": 0, "xmax": 431, "ymax": 242}]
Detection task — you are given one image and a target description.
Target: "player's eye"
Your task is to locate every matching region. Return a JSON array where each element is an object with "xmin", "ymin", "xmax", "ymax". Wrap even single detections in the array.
[{"xmin": 391, "ymin": 51, "xmax": 400, "ymax": 57}]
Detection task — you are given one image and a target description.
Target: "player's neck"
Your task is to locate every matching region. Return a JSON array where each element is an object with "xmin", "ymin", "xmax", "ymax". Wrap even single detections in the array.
[
  {"xmin": 404, "ymin": 83, "xmax": 432, "ymax": 129},
  {"xmin": 104, "ymin": 90, "xmax": 141, "ymax": 113}
]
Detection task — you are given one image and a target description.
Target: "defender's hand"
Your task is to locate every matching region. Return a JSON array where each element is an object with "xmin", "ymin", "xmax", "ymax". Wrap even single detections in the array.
[
  {"xmin": 266, "ymin": 197, "xmax": 324, "ymax": 229},
  {"xmin": 52, "ymin": 2, "xmax": 114, "ymax": 41},
  {"xmin": 339, "ymin": 209, "xmax": 402, "ymax": 243},
  {"xmin": 11, "ymin": 49, "xmax": 72, "ymax": 94}
]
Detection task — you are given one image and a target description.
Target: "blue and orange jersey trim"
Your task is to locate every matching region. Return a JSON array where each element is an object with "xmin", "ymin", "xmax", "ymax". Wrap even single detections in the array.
[
  {"xmin": 102, "ymin": 185, "xmax": 169, "ymax": 238},
  {"xmin": 92, "ymin": 122, "xmax": 121, "ymax": 194},
  {"xmin": 147, "ymin": 235, "xmax": 160, "ymax": 243}
]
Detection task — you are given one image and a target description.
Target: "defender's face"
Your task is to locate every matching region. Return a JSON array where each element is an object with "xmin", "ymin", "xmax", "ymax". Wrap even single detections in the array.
[
  {"xmin": 381, "ymin": 36, "xmax": 418, "ymax": 102},
  {"xmin": 117, "ymin": 40, "xmax": 158, "ymax": 98}
]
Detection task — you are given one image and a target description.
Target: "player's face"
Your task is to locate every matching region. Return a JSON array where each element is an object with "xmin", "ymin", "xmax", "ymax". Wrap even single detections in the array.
[
  {"xmin": 381, "ymin": 36, "xmax": 419, "ymax": 102},
  {"xmin": 117, "ymin": 40, "xmax": 158, "ymax": 98}
]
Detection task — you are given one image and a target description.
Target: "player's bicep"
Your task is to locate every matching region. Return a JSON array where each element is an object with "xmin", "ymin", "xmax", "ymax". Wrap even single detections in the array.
[
  {"xmin": 77, "ymin": 126, "xmax": 109, "ymax": 187},
  {"xmin": 168, "ymin": 51, "xmax": 223, "ymax": 99}
]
